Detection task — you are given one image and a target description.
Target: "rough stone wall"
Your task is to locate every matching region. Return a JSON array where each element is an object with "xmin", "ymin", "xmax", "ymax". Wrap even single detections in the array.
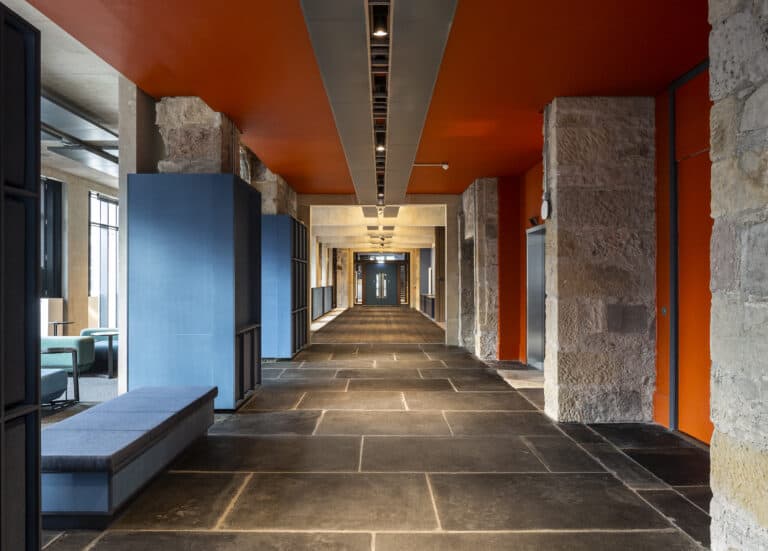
[
  {"xmin": 458, "ymin": 210, "xmax": 476, "ymax": 353},
  {"xmin": 155, "ymin": 97, "xmax": 240, "ymax": 174},
  {"xmin": 709, "ymin": 2, "xmax": 768, "ymax": 548},
  {"xmin": 461, "ymin": 178, "xmax": 499, "ymax": 360},
  {"xmin": 239, "ymin": 146, "xmax": 298, "ymax": 217},
  {"xmin": 543, "ymin": 96, "xmax": 656, "ymax": 423}
]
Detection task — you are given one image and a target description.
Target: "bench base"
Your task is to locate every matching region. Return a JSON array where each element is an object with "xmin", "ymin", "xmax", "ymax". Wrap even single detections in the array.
[{"xmin": 42, "ymin": 396, "xmax": 213, "ymax": 528}]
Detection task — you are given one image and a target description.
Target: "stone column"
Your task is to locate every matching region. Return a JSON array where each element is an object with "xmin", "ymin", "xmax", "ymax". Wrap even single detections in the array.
[
  {"xmin": 543, "ymin": 97, "xmax": 655, "ymax": 423},
  {"xmin": 336, "ymin": 249, "xmax": 350, "ymax": 309},
  {"xmin": 709, "ymin": 2, "xmax": 768, "ymax": 548},
  {"xmin": 155, "ymin": 96, "xmax": 240, "ymax": 174},
  {"xmin": 244, "ymin": 149, "xmax": 298, "ymax": 217},
  {"xmin": 444, "ymin": 201, "xmax": 460, "ymax": 344},
  {"xmin": 434, "ymin": 226, "xmax": 446, "ymax": 323},
  {"xmin": 458, "ymin": 210, "xmax": 475, "ymax": 352},
  {"xmin": 117, "ymin": 77, "xmax": 163, "ymax": 394},
  {"xmin": 461, "ymin": 178, "xmax": 499, "ymax": 360}
]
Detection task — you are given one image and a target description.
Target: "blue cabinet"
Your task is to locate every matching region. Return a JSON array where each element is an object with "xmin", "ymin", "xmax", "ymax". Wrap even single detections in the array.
[
  {"xmin": 262, "ymin": 215, "xmax": 308, "ymax": 359},
  {"xmin": 127, "ymin": 174, "xmax": 261, "ymax": 410}
]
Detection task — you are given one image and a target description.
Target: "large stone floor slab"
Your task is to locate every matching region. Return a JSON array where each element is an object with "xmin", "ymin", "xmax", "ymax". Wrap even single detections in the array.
[
  {"xmin": 173, "ymin": 436, "xmax": 361, "ymax": 472},
  {"xmin": 113, "ymin": 473, "xmax": 245, "ymax": 529},
  {"xmin": 347, "ymin": 378, "xmax": 454, "ymax": 391},
  {"xmin": 209, "ymin": 410, "xmax": 321, "ymax": 436},
  {"xmin": 444, "ymin": 411, "xmax": 560, "ymax": 436},
  {"xmin": 362, "ymin": 436, "xmax": 545, "ymax": 472},
  {"xmin": 90, "ymin": 531, "xmax": 372, "ymax": 550},
  {"xmin": 316, "ymin": 411, "xmax": 451, "ymax": 436},
  {"xmin": 221, "ymin": 473, "xmax": 438, "ymax": 530},
  {"xmin": 297, "ymin": 391, "xmax": 405, "ymax": 410},
  {"xmin": 403, "ymin": 390, "xmax": 534, "ymax": 411},
  {"xmin": 374, "ymin": 531, "xmax": 699, "ymax": 551},
  {"xmin": 429, "ymin": 473, "xmax": 672, "ymax": 530}
]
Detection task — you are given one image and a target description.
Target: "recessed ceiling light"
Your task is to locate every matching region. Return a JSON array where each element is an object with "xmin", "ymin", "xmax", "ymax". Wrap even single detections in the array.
[
  {"xmin": 376, "ymin": 144, "xmax": 386, "ymax": 152},
  {"xmin": 441, "ymin": 163, "xmax": 449, "ymax": 170},
  {"xmin": 373, "ymin": 29, "xmax": 388, "ymax": 37}
]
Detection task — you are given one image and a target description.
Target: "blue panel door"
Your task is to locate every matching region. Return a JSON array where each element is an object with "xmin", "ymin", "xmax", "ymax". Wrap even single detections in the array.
[{"xmin": 363, "ymin": 263, "xmax": 398, "ymax": 306}]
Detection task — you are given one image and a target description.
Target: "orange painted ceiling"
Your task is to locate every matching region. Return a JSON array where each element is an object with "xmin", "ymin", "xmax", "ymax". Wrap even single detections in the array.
[
  {"xmin": 31, "ymin": 0, "xmax": 709, "ymax": 196},
  {"xmin": 409, "ymin": 0, "xmax": 710, "ymax": 193},
  {"xmin": 29, "ymin": 0, "xmax": 354, "ymax": 194}
]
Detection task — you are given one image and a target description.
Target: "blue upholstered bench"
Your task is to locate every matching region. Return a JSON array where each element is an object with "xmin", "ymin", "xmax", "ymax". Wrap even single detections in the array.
[{"xmin": 41, "ymin": 386, "xmax": 217, "ymax": 528}]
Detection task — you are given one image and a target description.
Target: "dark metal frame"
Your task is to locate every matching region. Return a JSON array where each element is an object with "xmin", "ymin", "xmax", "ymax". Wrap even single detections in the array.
[
  {"xmin": 0, "ymin": 5, "xmax": 42, "ymax": 548},
  {"xmin": 666, "ymin": 59, "xmax": 709, "ymax": 430},
  {"xmin": 40, "ymin": 177, "xmax": 62, "ymax": 298},
  {"xmin": 87, "ymin": 191, "xmax": 119, "ymax": 327}
]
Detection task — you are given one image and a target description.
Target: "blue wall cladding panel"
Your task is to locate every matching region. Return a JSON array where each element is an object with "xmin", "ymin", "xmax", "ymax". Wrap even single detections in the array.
[
  {"xmin": 128, "ymin": 174, "xmax": 257, "ymax": 409},
  {"xmin": 261, "ymin": 215, "xmax": 292, "ymax": 359}
]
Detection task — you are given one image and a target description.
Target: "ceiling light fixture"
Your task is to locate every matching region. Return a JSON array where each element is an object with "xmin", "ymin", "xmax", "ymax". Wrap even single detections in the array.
[
  {"xmin": 414, "ymin": 162, "xmax": 449, "ymax": 171},
  {"xmin": 372, "ymin": 10, "xmax": 388, "ymax": 37},
  {"xmin": 376, "ymin": 144, "xmax": 386, "ymax": 152}
]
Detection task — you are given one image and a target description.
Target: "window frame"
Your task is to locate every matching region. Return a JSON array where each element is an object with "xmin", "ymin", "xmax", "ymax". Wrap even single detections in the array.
[{"xmin": 40, "ymin": 177, "xmax": 63, "ymax": 298}]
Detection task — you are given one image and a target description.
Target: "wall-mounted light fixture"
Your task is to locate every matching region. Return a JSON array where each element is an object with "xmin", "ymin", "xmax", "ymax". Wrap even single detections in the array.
[{"xmin": 413, "ymin": 162, "xmax": 449, "ymax": 171}]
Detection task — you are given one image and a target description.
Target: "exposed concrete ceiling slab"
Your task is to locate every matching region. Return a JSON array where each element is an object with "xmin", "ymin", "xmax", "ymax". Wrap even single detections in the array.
[{"xmin": 6, "ymin": 0, "xmax": 119, "ymax": 187}]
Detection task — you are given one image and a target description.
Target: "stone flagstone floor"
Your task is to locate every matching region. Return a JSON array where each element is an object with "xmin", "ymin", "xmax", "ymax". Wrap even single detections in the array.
[{"xmin": 44, "ymin": 311, "xmax": 710, "ymax": 550}]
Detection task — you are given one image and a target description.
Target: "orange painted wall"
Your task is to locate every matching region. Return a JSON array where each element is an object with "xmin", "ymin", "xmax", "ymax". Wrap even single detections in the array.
[
  {"xmin": 654, "ymin": 70, "xmax": 713, "ymax": 444},
  {"xmin": 675, "ymin": 72, "xmax": 713, "ymax": 444},
  {"xmin": 498, "ymin": 176, "xmax": 521, "ymax": 360},
  {"xmin": 498, "ymin": 163, "xmax": 543, "ymax": 361}
]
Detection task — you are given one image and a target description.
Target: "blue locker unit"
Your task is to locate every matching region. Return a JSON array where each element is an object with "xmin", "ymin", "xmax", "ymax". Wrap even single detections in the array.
[
  {"xmin": 261, "ymin": 215, "xmax": 308, "ymax": 359},
  {"xmin": 128, "ymin": 173, "xmax": 261, "ymax": 410}
]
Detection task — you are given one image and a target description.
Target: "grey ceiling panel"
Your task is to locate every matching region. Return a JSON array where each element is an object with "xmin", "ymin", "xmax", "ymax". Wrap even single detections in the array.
[
  {"xmin": 361, "ymin": 206, "xmax": 379, "ymax": 218},
  {"xmin": 383, "ymin": 206, "xmax": 400, "ymax": 218},
  {"xmin": 385, "ymin": 0, "xmax": 457, "ymax": 204},
  {"xmin": 302, "ymin": 0, "xmax": 376, "ymax": 205}
]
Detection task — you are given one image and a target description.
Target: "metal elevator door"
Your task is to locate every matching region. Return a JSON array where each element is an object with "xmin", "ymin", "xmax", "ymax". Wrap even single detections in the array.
[{"xmin": 526, "ymin": 226, "xmax": 546, "ymax": 369}]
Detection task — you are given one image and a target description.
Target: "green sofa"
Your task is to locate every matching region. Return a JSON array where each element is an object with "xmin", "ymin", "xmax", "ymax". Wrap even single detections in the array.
[{"xmin": 41, "ymin": 336, "xmax": 95, "ymax": 374}]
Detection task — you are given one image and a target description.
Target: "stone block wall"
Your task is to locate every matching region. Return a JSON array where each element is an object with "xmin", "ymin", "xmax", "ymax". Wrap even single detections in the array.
[
  {"xmin": 709, "ymin": 1, "xmax": 768, "ymax": 548},
  {"xmin": 461, "ymin": 178, "xmax": 499, "ymax": 360},
  {"xmin": 458, "ymin": 210, "xmax": 475, "ymax": 353},
  {"xmin": 245, "ymin": 150, "xmax": 298, "ymax": 218},
  {"xmin": 155, "ymin": 97, "xmax": 240, "ymax": 174},
  {"xmin": 543, "ymin": 97, "xmax": 656, "ymax": 423}
]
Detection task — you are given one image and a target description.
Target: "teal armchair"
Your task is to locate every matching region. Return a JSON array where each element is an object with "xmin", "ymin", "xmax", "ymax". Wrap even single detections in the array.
[
  {"xmin": 41, "ymin": 336, "xmax": 95, "ymax": 373},
  {"xmin": 80, "ymin": 328, "xmax": 118, "ymax": 373}
]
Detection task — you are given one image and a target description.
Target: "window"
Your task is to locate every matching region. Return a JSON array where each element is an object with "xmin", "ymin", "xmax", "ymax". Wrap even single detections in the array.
[
  {"xmin": 89, "ymin": 192, "xmax": 119, "ymax": 327},
  {"xmin": 375, "ymin": 272, "xmax": 388, "ymax": 299},
  {"xmin": 40, "ymin": 178, "xmax": 63, "ymax": 298}
]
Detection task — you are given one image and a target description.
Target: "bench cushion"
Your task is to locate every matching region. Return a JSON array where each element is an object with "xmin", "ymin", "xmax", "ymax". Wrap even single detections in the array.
[{"xmin": 42, "ymin": 386, "xmax": 217, "ymax": 473}]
